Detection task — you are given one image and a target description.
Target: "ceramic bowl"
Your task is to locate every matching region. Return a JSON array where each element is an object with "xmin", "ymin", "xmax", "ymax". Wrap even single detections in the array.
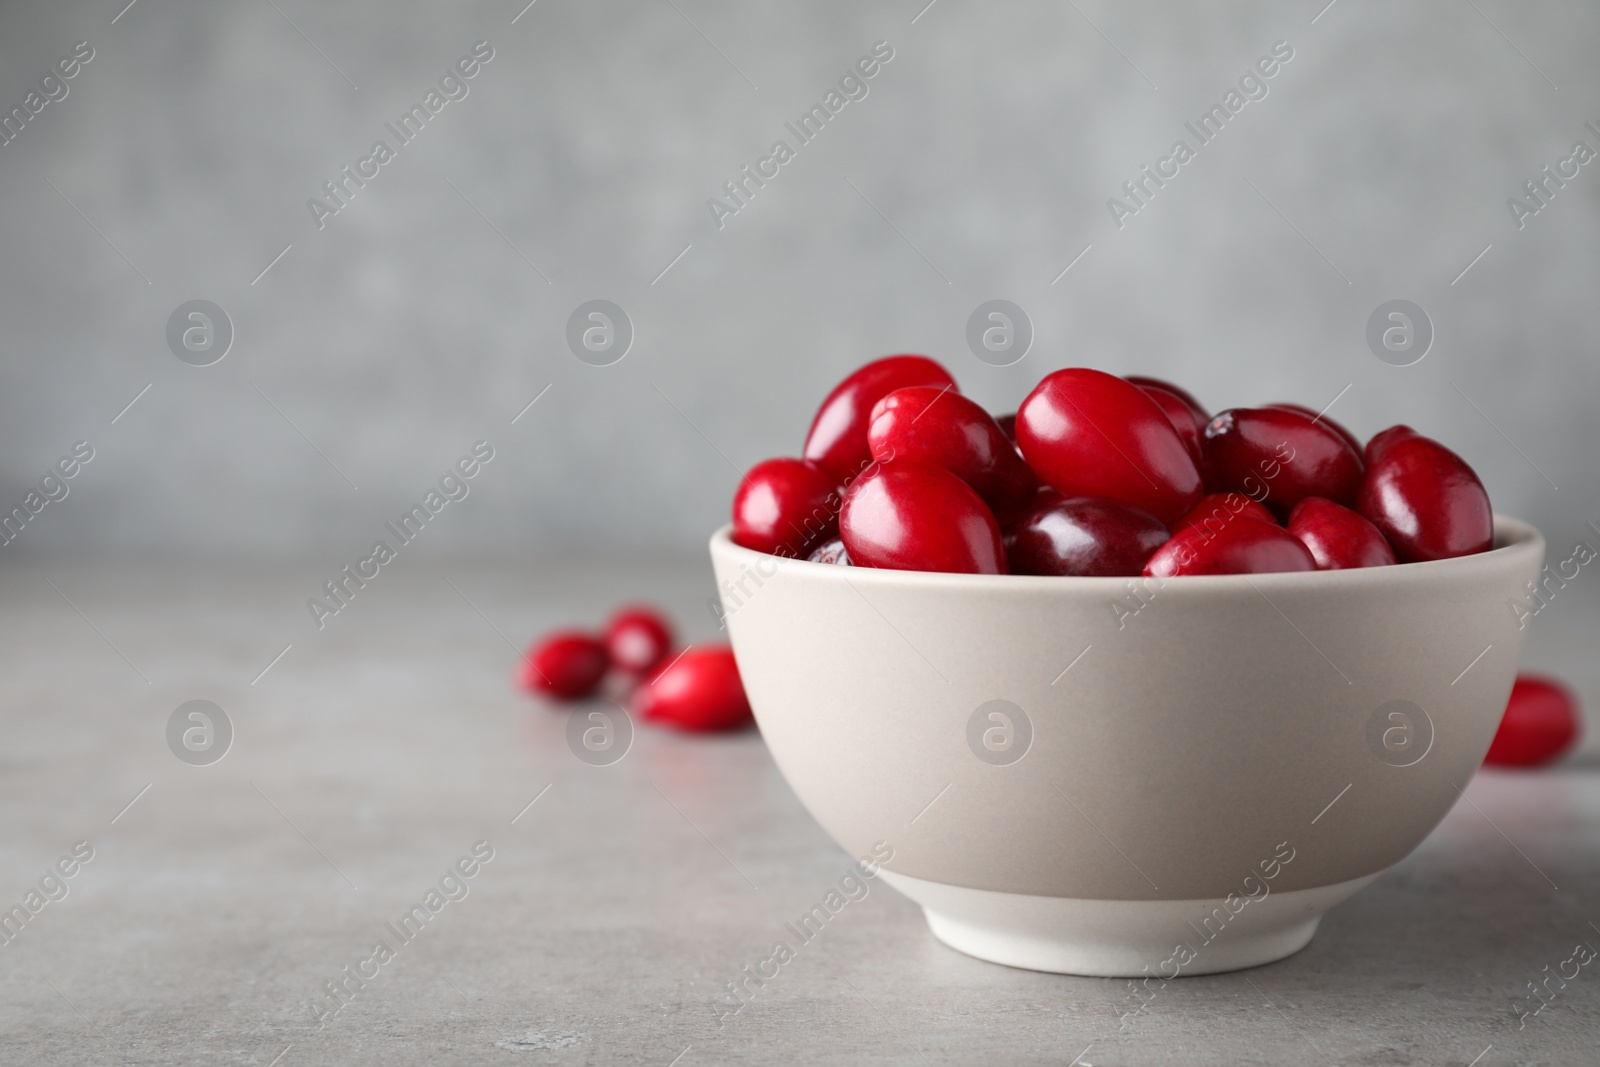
[{"xmin": 709, "ymin": 517, "xmax": 1544, "ymax": 977}]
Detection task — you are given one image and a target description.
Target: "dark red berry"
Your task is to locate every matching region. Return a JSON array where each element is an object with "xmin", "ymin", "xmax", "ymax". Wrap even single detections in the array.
[
  {"xmin": 1286, "ymin": 498, "xmax": 1396, "ymax": 570},
  {"xmin": 1203, "ymin": 407, "xmax": 1364, "ymax": 519},
  {"xmin": 1365, "ymin": 424, "xmax": 1417, "ymax": 465},
  {"xmin": 1137, "ymin": 382, "xmax": 1206, "ymax": 464},
  {"xmin": 1125, "ymin": 376, "xmax": 1208, "ymax": 426},
  {"xmin": 1264, "ymin": 402, "xmax": 1363, "ymax": 459},
  {"xmin": 1356, "ymin": 427, "xmax": 1492, "ymax": 562},
  {"xmin": 1006, "ymin": 496, "xmax": 1169, "ymax": 577}
]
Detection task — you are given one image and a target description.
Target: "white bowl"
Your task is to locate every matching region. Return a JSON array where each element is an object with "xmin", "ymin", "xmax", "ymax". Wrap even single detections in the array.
[{"xmin": 710, "ymin": 517, "xmax": 1543, "ymax": 976}]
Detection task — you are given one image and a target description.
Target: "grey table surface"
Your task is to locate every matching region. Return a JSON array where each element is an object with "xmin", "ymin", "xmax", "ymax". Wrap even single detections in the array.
[{"xmin": 2, "ymin": 558, "xmax": 1597, "ymax": 1067}]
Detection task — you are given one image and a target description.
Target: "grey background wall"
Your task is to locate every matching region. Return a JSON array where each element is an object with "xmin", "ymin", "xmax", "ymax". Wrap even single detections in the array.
[{"xmin": 0, "ymin": 0, "xmax": 1596, "ymax": 563}]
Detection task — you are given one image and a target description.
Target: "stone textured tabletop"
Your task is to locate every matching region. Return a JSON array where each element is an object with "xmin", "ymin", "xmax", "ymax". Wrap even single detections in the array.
[{"xmin": 1, "ymin": 560, "xmax": 1596, "ymax": 1066}]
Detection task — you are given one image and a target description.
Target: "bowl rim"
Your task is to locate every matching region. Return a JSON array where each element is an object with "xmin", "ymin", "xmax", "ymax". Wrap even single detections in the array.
[{"xmin": 709, "ymin": 514, "xmax": 1543, "ymax": 593}]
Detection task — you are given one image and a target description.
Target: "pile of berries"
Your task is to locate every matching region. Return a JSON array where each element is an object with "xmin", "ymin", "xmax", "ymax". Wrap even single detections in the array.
[
  {"xmin": 517, "ymin": 605, "xmax": 752, "ymax": 732},
  {"xmin": 515, "ymin": 357, "xmax": 1586, "ymax": 763},
  {"xmin": 732, "ymin": 356, "xmax": 1495, "ymax": 577}
]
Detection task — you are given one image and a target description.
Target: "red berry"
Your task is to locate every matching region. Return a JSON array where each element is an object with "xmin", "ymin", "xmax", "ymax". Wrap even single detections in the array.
[
  {"xmin": 603, "ymin": 605, "xmax": 675, "ymax": 675},
  {"xmin": 1203, "ymin": 407, "xmax": 1364, "ymax": 519},
  {"xmin": 1006, "ymin": 496, "xmax": 1169, "ymax": 577},
  {"xmin": 868, "ymin": 386, "xmax": 1038, "ymax": 523},
  {"xmin": 1016, "ymin": 369, "xmax": 1203, "ymax": 524},
  {"xmin": 635, "ymin": 645, "xmax": 753, "ymax": 732},
  {"xmin": 1144, "ymin": 519, "xmax": 1316, "ymax": 577},
  {"xmin": 731, "ymin": 457, "xmax": 839, "ymax": 558},
  {"xmin": 1484, "ymin": 674, "xmax": 1581, "ymax": 767},
  {"xmin": 994, "ymin": 412, "xmax": 1018, "ymax": 445},
  {"xmin": 1124, "ymin": 376, "xmax": 1208, "ymax": 426},
  {"xmin": 1287, "ymin": 497, "xmax": 1397, "ymax": 570},
  {"xmin": 840, "ymin": 460, "xmax": 1007, "ymax": 574},
  {"xmin": 1172, "ymin": 492, "xmax": 1278, "ymax": 534},
  {"xmin": 1364, "ymin": 424, "xmax": 1418, "ymax": 465},
  {"xmin": 519, "ymin": 631, "xmax": 608, "ymax": 700},
  {"xmin": 1263, "ymin": 402, "xmax": 1363, "ymax": 458},
  {"xmin": 803, "ymin": 356, "xmax": 957, "ymax": 483},
  {"xmin": 1136, "ymin": 383, "xmax": 1206, "ymax": 464},
  {"xmin": 1356, "ymin": 427, "xmax": 1492, "ymax": 562},
  {"xmin": 807, "ymin": 538, "xmax": 852, "ymax": 565}
]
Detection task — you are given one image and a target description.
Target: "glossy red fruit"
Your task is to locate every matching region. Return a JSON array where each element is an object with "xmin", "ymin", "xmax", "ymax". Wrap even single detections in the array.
[
  {"xmin": 1286, "ymin": 497, "xmax": 1397, "ymax": 570},
  {"xmin": 1137, "ymin": 383, "xmax": 1206, "ymax": 463},
  {"xmin": 1364, "ymin": 424, "xmax": 1419, "ymax": 465},
  {"xmin": 1172, "ymin": 492, "xmax": 1278, "ymax": 534},
  {"xmin": 1485, "ymin": 674, "xmax": 1581, "ymax": 767},
  {"xmin": 1144, "ymin": 519, "xmax": 1316, "ymax": 577},
  {"xmin": 1016, "ymin": 369, "xmax": 1203, "ymax": 524},
  {"xmin": 519, "ymin": 631, "xmax": 608, "ymax": 700},
  {"xmin": 807, "ymin": 538, "xmax": 851, "ymax": 565},
  {"xmin": 803, "ymin": 356, "xmax": 957, "ymax": 483},
  {"xmin": 603, "ymin": 605, "xmax": 675, "ymax": 675},
  {"xmin": 840, "ymin": 460, "xmax": 1006, "ymax": 574},
  {"xmin": 1203, "ymin": 407, "xmax": 1364, "ymax": 519},
  {"xmin": 1006, "ymin": 496, "xmax": 1169, "ymax": 577},
  {"xmin": 995, "ymin": 413, "xmax": 1018, "ymax": 445},
  {"xmin": 868, "ymin": 387, "xmax": 1038, "ymax": 523},
  {"xmin": 1125, "ymin": 376, "xmax": 1208, "ymax": 426},
  {"xmin": 1264, "ymin": 403, "xmax": 1363, "ymax": 458},
  {"xmin": 635, "ymin": 645, "xmax": 753, "ymax": 732},
  {"xmin": 732, "ymin": 457, "xmax": 839, "ymax": 558},
  {"xmin": 1356, "ymin": 428, "xmax": 1492, "ymax": 562}
]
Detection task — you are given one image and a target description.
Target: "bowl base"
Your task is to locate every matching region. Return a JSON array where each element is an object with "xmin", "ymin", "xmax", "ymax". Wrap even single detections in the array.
[{"xmin": 879, "ymin": 869, "xmax": 1382, "ymax": 977}]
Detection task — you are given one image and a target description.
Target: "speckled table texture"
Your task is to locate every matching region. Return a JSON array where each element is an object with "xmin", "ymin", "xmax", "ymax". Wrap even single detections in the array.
[{"xmin": 1, "ymin": 560, "xmax": 1596, "ymax": 1066}]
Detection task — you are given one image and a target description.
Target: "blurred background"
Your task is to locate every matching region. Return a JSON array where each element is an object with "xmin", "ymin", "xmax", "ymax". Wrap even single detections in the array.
[{"xmin": 1, "ymin": 0, "xmax": 1596, "ymax": 562}]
